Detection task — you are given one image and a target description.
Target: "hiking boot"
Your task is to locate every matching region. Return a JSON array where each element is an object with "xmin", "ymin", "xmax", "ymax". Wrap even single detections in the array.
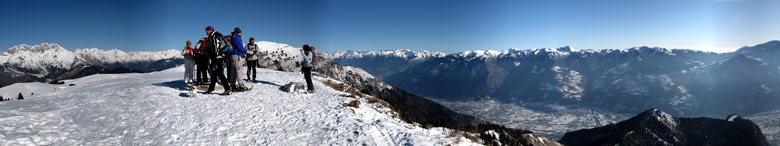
[
  {"xmin": 204, "ymin": 90, "xmax": 214, "ymax": 94},
  {"xmin": 222, "ymin": 90, "xmax": 231, "ymax": 95}
]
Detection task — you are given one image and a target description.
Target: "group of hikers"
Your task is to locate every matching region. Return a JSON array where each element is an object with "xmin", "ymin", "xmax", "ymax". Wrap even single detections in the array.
[{"xmin": 180, "ymin": 26, "xmax": 316, "ymax": 95}]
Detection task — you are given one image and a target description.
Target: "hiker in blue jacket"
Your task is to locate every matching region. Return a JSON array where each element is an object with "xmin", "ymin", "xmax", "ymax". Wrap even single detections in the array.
[{"xmin": 228, "ymin": 27, "xmax": 248, "ymax": 92}]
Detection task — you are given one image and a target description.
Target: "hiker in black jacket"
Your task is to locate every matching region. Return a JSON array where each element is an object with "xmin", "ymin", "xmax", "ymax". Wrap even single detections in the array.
[
  {"xmin": 194, "ymin": 38, "xmax": 210, "ymax": 85},
  {"xmin": 203, "ymin": 26, "xmax": 232, "ymax": 95}
]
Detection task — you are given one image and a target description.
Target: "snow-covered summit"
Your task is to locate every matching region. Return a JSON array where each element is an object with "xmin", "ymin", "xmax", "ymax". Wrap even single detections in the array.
[
  {"xmin": 252, "ymin": 41, "xmax": 306, "ymax": 72},
  {"xmin": 0, "ymin": 66, "xmax": 483, "ymax": 145},
  {"xmin": 2, "ymin": 43, "xmax": 182, "ymax": 72},
  {"xmin": 4, "ymin": 43, "xmax": 84, "ymax": 69},
  {"xmin": 2, "ymin": 43, "xmax": 85, "ymax": 78},
  {"xmin": 255, "ymin": 41, "xmax": 299, "ymax": 53}
]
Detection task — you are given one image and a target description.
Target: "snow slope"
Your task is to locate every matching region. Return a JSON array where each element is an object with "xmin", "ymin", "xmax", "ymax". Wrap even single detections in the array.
[
  {"xmin": 0, "ymin": 82, "xmax": 61, "ymax": 100},
  {"xmin": 0, "ymin": 66, "xmax": 479, "ymax": 145}
]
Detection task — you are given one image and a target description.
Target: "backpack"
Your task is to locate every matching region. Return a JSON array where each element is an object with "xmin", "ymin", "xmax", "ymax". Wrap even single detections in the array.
[
  {"xmin": 208, "ymin": 32, "xmax": 228, "ymax": 56},
  {"xmin": 246, "ymin": 43, "xmax": 257, "ymax": 55},
  {"xmin": 197, "ymin": 39, "xmax": 207, "ymax": 55},
  {"xmin": 220, "ymin": 35, "xmax": 231, "ymax": 53}
]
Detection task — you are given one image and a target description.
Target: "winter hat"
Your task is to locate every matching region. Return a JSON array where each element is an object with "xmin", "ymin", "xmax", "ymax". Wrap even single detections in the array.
[
  {"xmin": 205, "ymin": 26, "xmax": 214, "ymax": 31},
  {"xmin": 234, "ymin": 27, "xmax": 241, "ymax": 33},
  {"xmin": 187, "ymin": 40, "xmax": 191, "ymax": 45},
  {"xmin": 303, "ymin": 44, "xmax": 311, "ymax": 52},
  {"xmin": 249, "ymin": 37, "xmax": 254, "ymax": 41}
]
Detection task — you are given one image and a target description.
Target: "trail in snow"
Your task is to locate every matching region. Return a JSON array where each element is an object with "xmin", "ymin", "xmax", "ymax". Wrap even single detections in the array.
[{"xmin": 0, "ymin": 66, "xmax": 478, "ymax": 145}]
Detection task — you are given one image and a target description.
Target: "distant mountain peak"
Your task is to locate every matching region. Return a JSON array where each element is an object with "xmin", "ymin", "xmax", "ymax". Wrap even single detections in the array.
[
  {"xmin": 7, "ymin": 43, "xmax": 67, "ymax": 54},
  {"xmin": 737, "ymin": 40, "xmax": 780, "ymax": 53},
  {"xmin": 557, "ymin": 46, "xmax": 573, "ymax": 52},
  {"xmin": 3, "ymin": 43, "xmax": 84, "ymax": 74},
  {"xmin": 560, "ymin": 108, "xmax": 770, "ymax": 146},
  {"xmin": 636, "ymin": 108, "xmax": 678, "ymax": 127},
  {"xmin": 0, "ymin": 42, "xmax": 184, "ymax": 87},
  {"xmin": 726, "ymin": 114, "xmax": 742, "ymax": 122}
]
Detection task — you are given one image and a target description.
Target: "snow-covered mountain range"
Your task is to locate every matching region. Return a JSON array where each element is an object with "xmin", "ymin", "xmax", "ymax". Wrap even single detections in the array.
[
  {"xmin": 323, "ymin": 49, "xmax": 446, "ymax": 79},
  {"xmin": 325, "ymin": 40, "xmax": 780, "ymax": 117},
  {"xmin": 73, "ymin": 48, "xmax": 181, "ymax": 72},
  {"xmin": 0, "ymin": 43, "xmax": 183, "ymax": 87}
]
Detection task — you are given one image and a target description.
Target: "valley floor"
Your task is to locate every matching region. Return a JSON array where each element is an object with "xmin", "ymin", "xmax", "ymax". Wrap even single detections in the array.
[
  {"xmin": 747, "ymin": 109, "xmax": 780, "ymax": 145},
  {"xmin": 435, "ymin": 99, "xmax": 629, "ymax": 140},
  {"xmin": 438, "ymin": 98, "xmax": 780, "ymax": 145},
  {"xmin": 0, "ymin": 67, "xmax": 478, "ymax": 145}
]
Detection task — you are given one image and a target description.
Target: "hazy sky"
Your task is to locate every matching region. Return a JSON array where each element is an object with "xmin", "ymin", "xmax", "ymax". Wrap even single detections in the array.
[{"xmin": 1, "ymin": 0, "xmax": 778, "ymax": 53}]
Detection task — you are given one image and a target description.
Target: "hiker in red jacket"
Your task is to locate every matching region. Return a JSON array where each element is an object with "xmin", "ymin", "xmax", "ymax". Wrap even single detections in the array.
[{"xmin": 182, "ymin": 40, "xmax": 196, "ymax": 84}]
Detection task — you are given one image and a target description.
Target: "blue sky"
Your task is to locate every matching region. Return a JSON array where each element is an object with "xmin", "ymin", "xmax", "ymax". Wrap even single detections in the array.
[{"xmin": 0, "ymin": 0, "xmax": 778, "ymax": 53}]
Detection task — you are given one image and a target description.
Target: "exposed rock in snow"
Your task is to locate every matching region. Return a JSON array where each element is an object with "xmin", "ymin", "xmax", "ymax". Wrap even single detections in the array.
[
  {"xmin": 546, "ymin": 66, "xmax": 584, "ymax": 101},
  {"xmin": 253, "ymin": 41, "xmax": 304, "ymax": 72}
]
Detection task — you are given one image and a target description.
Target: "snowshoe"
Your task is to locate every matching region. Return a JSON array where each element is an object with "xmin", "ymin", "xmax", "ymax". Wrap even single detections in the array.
[
  {"xmin": 239, "ymin": 86, "xmax": 251, "ymax": 92},
  {"xmin": 305, "ymin": 89, "xmax": 315, "ymax": 94}
]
